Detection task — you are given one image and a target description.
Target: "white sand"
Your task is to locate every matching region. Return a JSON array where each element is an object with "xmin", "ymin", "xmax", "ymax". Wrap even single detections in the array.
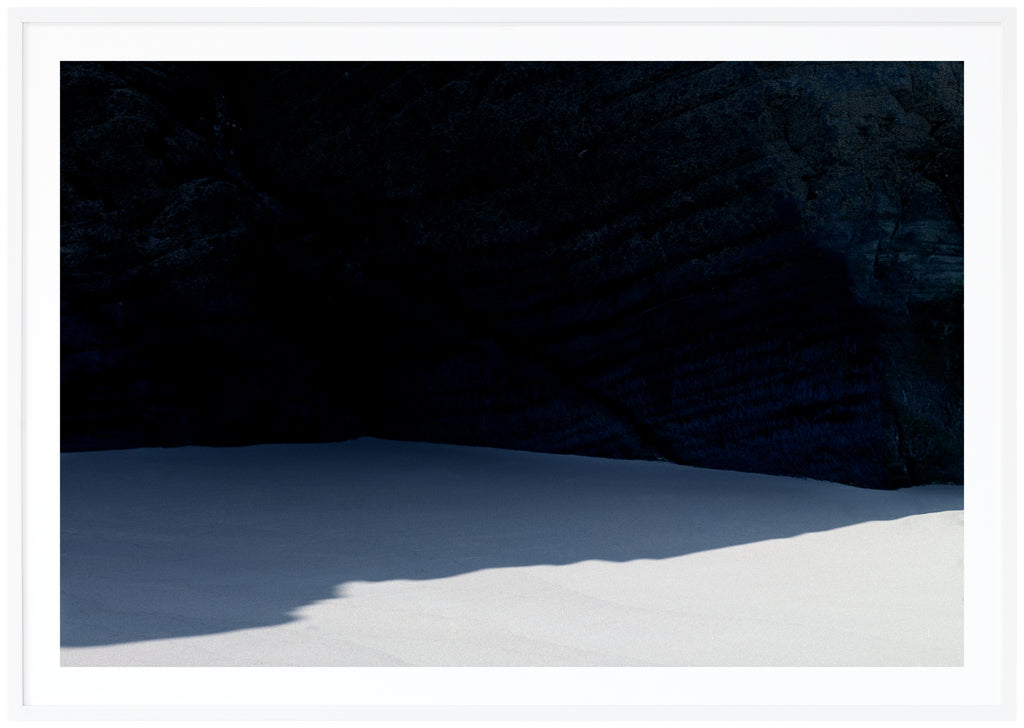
[{"xmin": 60, "ymin": 437, "xmax": 963, "ymax": 666}]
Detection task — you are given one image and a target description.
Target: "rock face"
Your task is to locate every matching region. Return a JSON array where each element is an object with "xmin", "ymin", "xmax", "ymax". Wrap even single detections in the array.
[{"xmin": 61, "ymin": 62, "xmax": 963, "ymax": 488}]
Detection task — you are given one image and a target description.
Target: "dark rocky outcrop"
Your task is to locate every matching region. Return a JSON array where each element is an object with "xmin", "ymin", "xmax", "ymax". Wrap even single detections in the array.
[{"xmin": 61, "ymin": 61, "xmax": 963, "ymax": 488}]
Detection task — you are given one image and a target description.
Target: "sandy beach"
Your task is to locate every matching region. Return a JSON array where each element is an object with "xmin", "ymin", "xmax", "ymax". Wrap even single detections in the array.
[{"xmin": 61, "ymin": 438, "xmax": 963, "ymax": 667}]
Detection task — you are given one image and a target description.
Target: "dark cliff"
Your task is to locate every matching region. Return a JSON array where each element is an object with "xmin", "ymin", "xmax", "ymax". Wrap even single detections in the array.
[{"xmin": 61, "ymin": 61, "xmax": 963, "ymax": 488}]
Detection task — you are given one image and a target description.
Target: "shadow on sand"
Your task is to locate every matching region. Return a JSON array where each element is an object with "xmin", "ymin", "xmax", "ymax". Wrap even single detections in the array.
[{"xmin": 61, "ymin": 437, "xmax": 962, "ymax": 648}]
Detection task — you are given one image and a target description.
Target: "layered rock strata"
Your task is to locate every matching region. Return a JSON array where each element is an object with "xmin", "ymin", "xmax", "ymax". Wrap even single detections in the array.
[{"xmin": 61, "ymin": 61, "xmax": 963, "ymax": 487}]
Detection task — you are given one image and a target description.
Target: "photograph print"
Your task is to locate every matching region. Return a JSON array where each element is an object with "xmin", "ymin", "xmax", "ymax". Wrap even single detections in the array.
[{"xmin": 60, "ymin": 61, "xmax": 964, "ymax": 667}]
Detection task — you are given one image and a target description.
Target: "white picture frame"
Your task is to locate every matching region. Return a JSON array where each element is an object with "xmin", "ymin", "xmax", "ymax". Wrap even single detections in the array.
[{"xmin": 6, "ymin": 5, "xmax": 1016, "ymax": 723}]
